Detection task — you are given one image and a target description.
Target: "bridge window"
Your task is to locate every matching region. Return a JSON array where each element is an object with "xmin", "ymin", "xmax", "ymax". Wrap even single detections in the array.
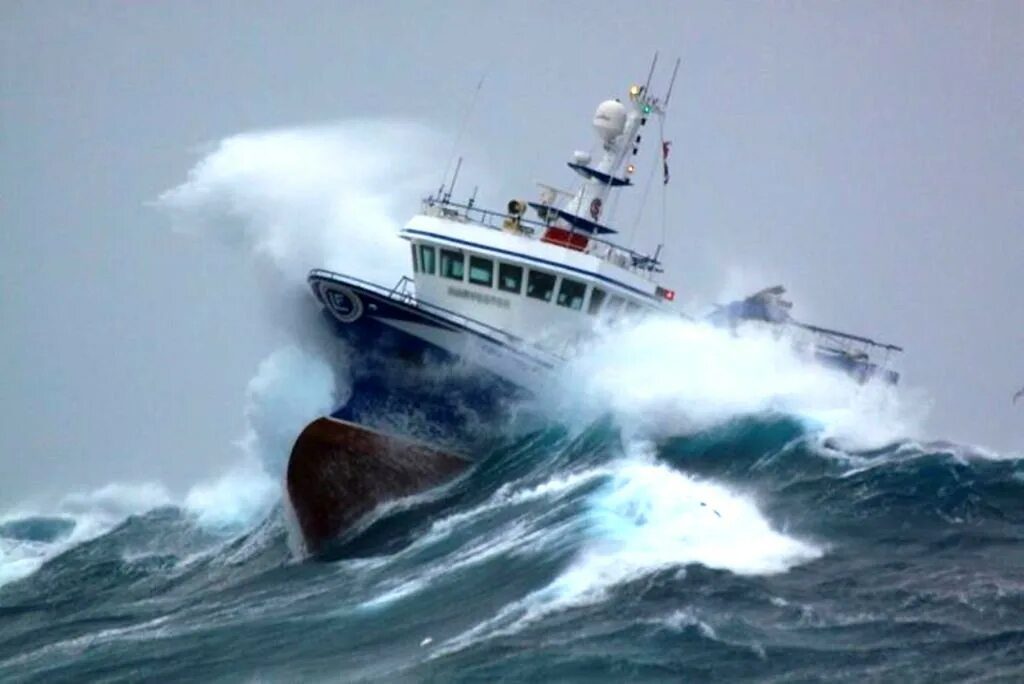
[
  {"xmin": 556, "ymin": 277, "xmax": 586, "ymax": 310},
  {"xmin": 526, "ymin": 269, "xmax": 556, "ymax": 302},
  {"xmin": 587, "ymin": 287, "xmax": 607, "ymax": 315},
  {"xmin": 419, "ymin": 244, "xmax": 436, "ymax": 275},
  {"xmin": 411, "ymin": 245, "xmax": 418, "ymax": 273},
  {"xmin": 498, "ymin": 263, "xmax": 523, "ymax": 294},
  {"xmin": 605, "ymin": 295, "xmax": 625, "ymax": 317},
  {"xmin": 468, "ymin": 256, "xmax": 493, "ymax": 286},
  {"xmin": 440, "ymin": 249, "xmax": 464, "ymax": 280}
]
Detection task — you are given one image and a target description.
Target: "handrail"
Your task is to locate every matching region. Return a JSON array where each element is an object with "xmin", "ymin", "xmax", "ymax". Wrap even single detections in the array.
[
  {"xmin": 308, "ymin": 269, "xmax": 562, "ymax": 364},
  {"xmin": 792, "ymin": 321, "xmax": 904, "ymax": 353},
  {"xmin": 388, "ymin": 275, "xmax": 416, "ymax": 303},
  {"xmin": 421, "ymin": 195, "xmax": 663, "ymax": 275}
]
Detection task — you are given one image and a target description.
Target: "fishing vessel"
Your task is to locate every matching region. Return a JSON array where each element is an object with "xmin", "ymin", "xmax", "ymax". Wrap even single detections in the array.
[{"xmin": 287, "ymin": 64, "xmax": 903, "ymax": 553}]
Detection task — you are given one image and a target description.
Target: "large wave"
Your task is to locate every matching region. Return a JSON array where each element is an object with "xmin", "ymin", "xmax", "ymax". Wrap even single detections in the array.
[
  {"xmin": 1, "ymin": 483, "xmax": 172, "ymax": 587},
  {"xmin": 428, "ymin": 438, "xmax": 823, "ymax": 658}
]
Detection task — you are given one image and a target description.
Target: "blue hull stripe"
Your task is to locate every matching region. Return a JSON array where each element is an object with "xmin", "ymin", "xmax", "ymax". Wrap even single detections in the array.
[{"xmin": 401, "ymin": 228, "xmax": 659, "ymax": 301}]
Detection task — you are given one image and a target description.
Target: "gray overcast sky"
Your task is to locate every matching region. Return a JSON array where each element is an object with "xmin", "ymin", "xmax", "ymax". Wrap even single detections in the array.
[{"xmin": 2, "ymin": 1, "xmax": 1021, "ymax": 507}]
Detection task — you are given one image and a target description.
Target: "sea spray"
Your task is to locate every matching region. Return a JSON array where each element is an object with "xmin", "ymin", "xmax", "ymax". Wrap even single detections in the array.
[
  {"xmin": 554, "ymin": 315, "xmax": 925, "ymax": 448},
  {"xmin": 157, "ymin": 121, "xmax": 443, "ymax": 286},
  {"xmin": 238, "ymin": 346, "xmax": 340, "ymax": 479},
  {"xmin": 154, "ymin": 121, "xmax": 448, "ymax": 505},
  {"xmin": 181, "ymin": 344, "xmax": 343, "ymax": 538}
]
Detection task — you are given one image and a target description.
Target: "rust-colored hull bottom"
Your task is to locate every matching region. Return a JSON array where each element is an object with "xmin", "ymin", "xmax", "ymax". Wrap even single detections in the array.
[{"xmin": 285, "ymin": 417, "xmax": 471, "ymax": 554}]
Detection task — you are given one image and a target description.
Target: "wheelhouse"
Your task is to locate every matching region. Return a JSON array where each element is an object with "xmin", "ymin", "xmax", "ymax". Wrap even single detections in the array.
[
  {"xmin": 388, "ymin": 75, "xmax": 685, "ymax": 349},
  {"xmin": 401, "ymin": 207, "xmax": 669, "ymax": 348}
]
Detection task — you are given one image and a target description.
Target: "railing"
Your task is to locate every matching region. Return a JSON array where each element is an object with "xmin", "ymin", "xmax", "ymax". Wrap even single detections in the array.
[
  {"xmin": 786, "ymin": 321, "xmax": 903, "ymax": 372},
  {"xmin": 794, "ymin": 321, "xmax": 903, "ymax": 353},
  {"xmin": 309, "ymin": 269, "xmax": 562, "ymax": 365},
  {"xmin": 421, "ymin": 195, "xmax": 664, "ymax": 276},
  {"xmin": 388, "ymin": 275, "xmax": 416, "ymax": 304},
  {"xmin": 422, "ymin": 196, "xmax": 540, "ymax": 235}
]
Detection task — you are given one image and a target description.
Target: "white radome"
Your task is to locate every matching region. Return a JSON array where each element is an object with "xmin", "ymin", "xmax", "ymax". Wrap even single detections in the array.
[{"xmin": 592, "ymin": 99, "xmax": 627, "ymax": 144}]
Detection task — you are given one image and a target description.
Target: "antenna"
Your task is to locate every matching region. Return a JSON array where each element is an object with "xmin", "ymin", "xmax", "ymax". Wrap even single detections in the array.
[
  {"xmin": 662, "ymin": 58, "xmax": 681, "ymax": 109},
  {"xmin": 643, "ymin": 52, "xmax": 659, "ymax": 95},
  {"xmin": 438, "ymin": 70, "xmax": 488, "ymax": 195},
  {"xmin": 442, "ymin": 156, "xmax": 462, "ymax": 203}
]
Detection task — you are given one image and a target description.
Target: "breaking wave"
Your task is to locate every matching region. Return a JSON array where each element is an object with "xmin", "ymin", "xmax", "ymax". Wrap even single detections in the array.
[{"xmin": 556, "ymin": 315, "xmax": 926, "ymax": 449}]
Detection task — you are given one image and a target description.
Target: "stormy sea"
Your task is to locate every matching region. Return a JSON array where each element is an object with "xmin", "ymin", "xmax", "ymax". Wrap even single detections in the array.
[
  {"xmin": 3, "ymin": 125, "xmax": 1021, "ymax": 682},
  {"xmin": 2, "ymin": 401, "xmax": 1022, "ymax": 682}
]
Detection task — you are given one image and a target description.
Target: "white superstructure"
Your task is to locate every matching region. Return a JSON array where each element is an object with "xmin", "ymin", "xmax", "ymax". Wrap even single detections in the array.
[{"xmin": 398, "ymin": 78, "xmax": 679, "ymax": 351}]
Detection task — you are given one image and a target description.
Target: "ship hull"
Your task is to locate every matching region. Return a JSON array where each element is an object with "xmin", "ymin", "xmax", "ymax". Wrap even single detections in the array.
[
  {"xmin": 286, "ymin": 417, "xmax": 471, "ymax": 555},
  {"xmin": 287, "ymin": 271, "xmax": 554, "ymax": 552}
]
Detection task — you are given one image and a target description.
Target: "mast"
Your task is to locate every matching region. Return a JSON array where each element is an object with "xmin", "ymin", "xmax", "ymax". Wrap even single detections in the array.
[{"xmin": 557, "ymin": 58, "xmax": 676, "ymax": 236}]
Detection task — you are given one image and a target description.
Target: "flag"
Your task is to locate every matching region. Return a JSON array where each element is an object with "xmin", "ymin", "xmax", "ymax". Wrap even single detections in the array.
[{"xmin": 662, "ymin": 140, "xmax": 672, "ymax": 185}]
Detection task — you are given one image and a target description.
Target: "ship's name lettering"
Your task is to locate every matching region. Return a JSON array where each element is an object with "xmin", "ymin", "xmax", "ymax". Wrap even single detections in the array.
[{"xmin": 447, "ymin": 287, "xmax": 511, "ymax": 309}]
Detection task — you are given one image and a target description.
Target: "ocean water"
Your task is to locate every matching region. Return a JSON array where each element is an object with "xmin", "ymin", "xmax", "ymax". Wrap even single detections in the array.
[
  {"xmin": 2, "ymin": 412, "xmax": 1022, "ymax": 682},
  {"xmin": 4, "ymin": 124, "xmax": 1021, "ymax": 681}
]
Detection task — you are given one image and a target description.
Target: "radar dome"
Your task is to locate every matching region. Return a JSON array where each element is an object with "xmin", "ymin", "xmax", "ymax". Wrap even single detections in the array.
[{"xmin": 592, "ymin": 99, "xmax": 627, "ymax": 144}]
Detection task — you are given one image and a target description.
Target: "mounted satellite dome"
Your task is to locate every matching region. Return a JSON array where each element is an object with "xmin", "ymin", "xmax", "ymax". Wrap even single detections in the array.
[
  {"xmin": 592, "ymin": 100, "xmax": 627, "ymax": 146},
  {"xmin": 566, "ymin": 97, "xmax": 636, "ymax": 198}
]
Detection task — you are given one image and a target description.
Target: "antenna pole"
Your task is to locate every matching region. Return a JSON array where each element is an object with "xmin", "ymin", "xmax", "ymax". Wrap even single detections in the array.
[
  {"xmin": 663, "ymin": 58, "xmax": 681, "ymax": 109},
  {"xmin": 438, "ymin": 70, "xmax": 488, "ymax": 193},
  {"xmin": 643, "ymin": 52, "xmax": 659, "ymax": 95},
  {"xmin": 443, "ymin": 156, "xmax": 463, "ymax": 203}
]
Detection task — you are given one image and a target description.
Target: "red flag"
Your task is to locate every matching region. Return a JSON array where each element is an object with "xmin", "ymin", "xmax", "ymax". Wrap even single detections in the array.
[{"xmin": 662, "ymin": 141, "xmax": 672, "ymax": 185}]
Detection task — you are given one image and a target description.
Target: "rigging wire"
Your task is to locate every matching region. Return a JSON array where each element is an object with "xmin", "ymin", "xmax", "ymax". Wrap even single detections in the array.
[{"xmin": 624, "ymin": 112, "xmax": 663, "ymax": 250}]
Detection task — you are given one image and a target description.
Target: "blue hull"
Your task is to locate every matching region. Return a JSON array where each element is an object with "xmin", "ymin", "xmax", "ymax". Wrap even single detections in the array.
[{"xmin": 308, "ymin": 271, "xmax": 552, "ymax": 448}]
